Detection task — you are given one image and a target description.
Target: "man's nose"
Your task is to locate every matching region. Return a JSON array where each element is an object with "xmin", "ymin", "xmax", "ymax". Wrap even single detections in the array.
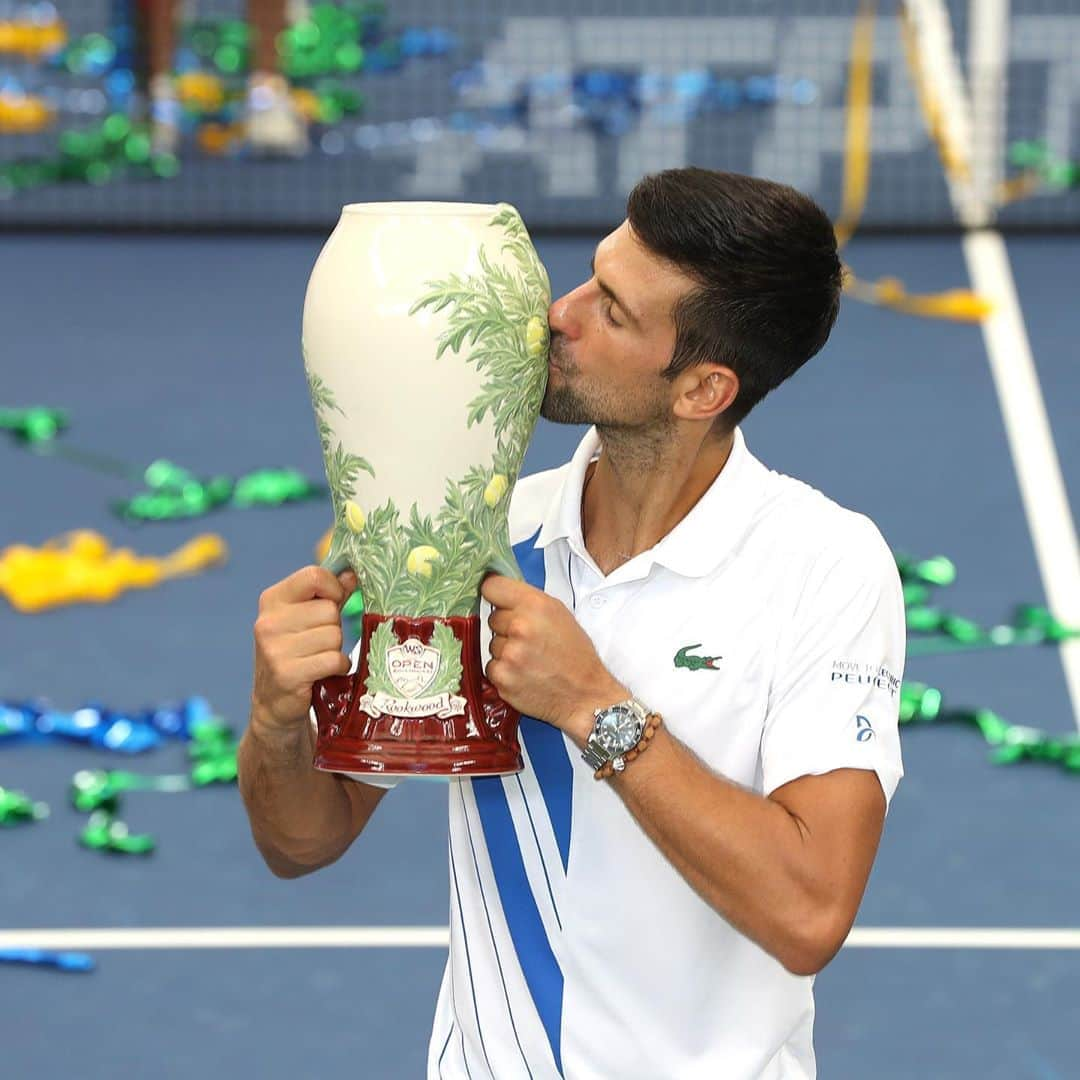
[{"xmin": 548, "ymin": 288, "xmax": 583, "ymax": 339}]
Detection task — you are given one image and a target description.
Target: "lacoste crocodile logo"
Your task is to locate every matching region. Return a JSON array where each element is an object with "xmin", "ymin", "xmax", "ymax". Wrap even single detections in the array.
[{"xmin": 674, "ymin": 644, "xmax": 723, "ymax": 671}]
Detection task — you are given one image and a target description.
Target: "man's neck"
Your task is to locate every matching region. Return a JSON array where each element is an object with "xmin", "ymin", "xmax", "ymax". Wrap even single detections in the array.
[{"xmin": 581, "ymin": 426, "xmax": 736, "ymax": 575}]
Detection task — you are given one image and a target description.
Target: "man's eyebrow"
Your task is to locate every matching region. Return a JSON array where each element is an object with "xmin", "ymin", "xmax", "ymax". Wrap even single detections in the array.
[{"xmin": 590, "ymin": 252, "xmax": 641, "ymax": 328}]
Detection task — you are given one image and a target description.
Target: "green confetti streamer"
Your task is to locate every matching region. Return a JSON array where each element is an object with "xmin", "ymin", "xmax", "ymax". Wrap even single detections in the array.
[
  {"xmin": 0, "ymin": 407, "xmax": 68, "ymax": 445},
  {"xmin": 0, "ymin": 786, "xmax": 49, "ymax": 825},
  {"xmin": 114, "ymin": 459, "xmax": 323, "ymax": 521},
  {"xmin": 78, "ymin": 810, "xmax": 155, "ymax": 855},
  {"xmin": 898, "ymin": 552, "xmax": 1078, "ymax": 657},
  {"xmin": 1007, "ymin": 141, "xmax": 1080, "ymax": 190},
  {"xmin": 231, "ymin": 468, "xmax": 326, "ymax": 507},
  {"xmin": 3, "ymin": 417, "xmax": 326, "ymax": 519},
  {"xmin": 0, "ymin": 115, "xmax": 177, "ymax": 195},
  {"xmin": 900, "ymin": 682, "xmax": 1080, "ymax": 774},
  {"xmin": 70, "ymin": 769, "xmax": 189, "ymax": 813},
  {"xmin": 188, "ymin": 719, "xmax": 239, "ymax": 786}
]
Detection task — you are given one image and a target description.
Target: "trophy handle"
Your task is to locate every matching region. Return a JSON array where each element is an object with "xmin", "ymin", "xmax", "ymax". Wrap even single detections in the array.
[
  {"xmin": 485, "ymin": 546, "xmax": 523, "ymax": 582},
  {"xmin": 320, "ymin": 527, "xmax": 351, "ymax": 576},
  {"xmin": 307, "ymin": 525, "xmax": 358, "ymax": 740}
]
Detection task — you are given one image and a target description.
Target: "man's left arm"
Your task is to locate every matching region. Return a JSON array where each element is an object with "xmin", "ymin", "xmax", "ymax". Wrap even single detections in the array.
[
  {"xmin": 567, "ymin": 719, "xmax": 886, "ymax": 977},
  {"xmin": 481, "ymin": 522, "xmax": 904, "ymax": 977}
]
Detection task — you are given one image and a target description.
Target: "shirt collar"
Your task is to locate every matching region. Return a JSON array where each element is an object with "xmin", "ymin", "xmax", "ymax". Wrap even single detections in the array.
[{"xmin": 533, "ymin": 425, "xmax": 765, "ymax": 579}]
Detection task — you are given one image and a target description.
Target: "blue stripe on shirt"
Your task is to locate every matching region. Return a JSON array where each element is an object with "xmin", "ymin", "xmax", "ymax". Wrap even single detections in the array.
[
  {"xmin": 471, "ymin": 776, "xmax": 563, "ymax": 1074},
  {"xmin": 512, "ymin": 532, "xmax": 574, "ymax": 872},
  {"xmin": 469, "ymin": 528, "xmax": 575, "ymax": 1074}
]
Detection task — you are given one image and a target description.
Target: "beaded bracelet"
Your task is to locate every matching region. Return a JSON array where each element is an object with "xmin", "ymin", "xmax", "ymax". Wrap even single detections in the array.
[{"xmin": 594, "ymin": 713, "xmax": 663, "ymax": 780}]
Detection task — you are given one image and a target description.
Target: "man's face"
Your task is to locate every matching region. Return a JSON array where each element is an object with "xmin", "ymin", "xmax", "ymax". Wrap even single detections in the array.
[{"xmin": 541, "ymin": 220, "xmax": 699, "ymax": 434}]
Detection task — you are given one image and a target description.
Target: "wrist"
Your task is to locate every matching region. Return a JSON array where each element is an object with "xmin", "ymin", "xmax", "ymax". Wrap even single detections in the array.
[
  {"xmin": 566, "ymin": 678, "xmax": 631, "ymax": 748},
  {"xmin": 248, "ymin": 700, "xmax": 310, "ymax": 759}
]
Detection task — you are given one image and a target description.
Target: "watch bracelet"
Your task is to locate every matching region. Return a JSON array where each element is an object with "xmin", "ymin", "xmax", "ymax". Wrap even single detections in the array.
[{"xmin": 594, "ymin": 712, "xmax": 663, "ymax": 780}]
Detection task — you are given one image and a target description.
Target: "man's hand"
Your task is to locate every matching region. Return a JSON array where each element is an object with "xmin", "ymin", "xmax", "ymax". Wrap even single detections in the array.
[
  {"xmin": 480, "ymin": 573, "xmax": 627, "ymax": 742},
  {"xmin": 251, "ymin": 565, "xmax": 357, "ymax": 733}
]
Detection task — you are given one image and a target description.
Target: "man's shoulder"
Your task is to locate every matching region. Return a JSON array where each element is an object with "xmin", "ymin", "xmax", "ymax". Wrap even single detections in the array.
[
  {"xmin": 754, "ymin": 464, "xmax": 893, "ymax": 577},
  {"xmin": 506, "ymin": 462, "xmax": 573, "ymax": 545}
]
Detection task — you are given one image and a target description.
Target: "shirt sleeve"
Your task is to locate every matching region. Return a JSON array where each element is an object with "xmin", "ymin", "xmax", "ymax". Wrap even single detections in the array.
[{"xmin": 760, "ymin": 516, "xmax": 905, "ymax": 808}]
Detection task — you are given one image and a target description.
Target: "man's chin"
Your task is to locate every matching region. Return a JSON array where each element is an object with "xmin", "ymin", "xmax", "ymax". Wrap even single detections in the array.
[{"xmin": 539, "ymin": 387, "xmax": 592, "ymax": 426}]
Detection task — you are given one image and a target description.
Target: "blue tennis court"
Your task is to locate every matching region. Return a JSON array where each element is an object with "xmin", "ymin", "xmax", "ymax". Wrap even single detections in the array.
[
  {"xmin": 1, "ymin": 228, "xmax": 1077, "ymax": 1078},
  {"xmin": 4, "ymin": 0, "xmax": 1080, "ymax": 1074}
]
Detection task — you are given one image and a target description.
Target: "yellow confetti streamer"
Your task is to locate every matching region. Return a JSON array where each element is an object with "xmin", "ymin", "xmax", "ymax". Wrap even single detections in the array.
[
  {"xmin": 834, "ymin": 0, "xmax": 876, "ymax": 250},
  {"xmin": 844, "ymin": 273, "xmax": 993, "ymax": 322},
  {"xmin": 176, "ymin": 72, "xmax": 226, "ymax": 113},
  {"xmin": 996, "ymin": 172, "xmax": 1042, "ymax": 207},
  {"xmin": 0, "ymin": 530, "xmax": 227, "ymax": 613},
  {"xmin": 291, "ymin": 88, "xmax": 323, "ymax": 124},
  {"xmin": 0, "ymin": 91, "xmax": 55, "ymax": 134},
  {"xmin": 0, "ymin": 18, "xmax": 67, "ymax": 61},
  {"xmin": 837, "ymin": 1, "xmax": 991, "ymax": 322},
  {"xmin": 196, "ymin": 122, "xmax": 245, "ymax": 156}
]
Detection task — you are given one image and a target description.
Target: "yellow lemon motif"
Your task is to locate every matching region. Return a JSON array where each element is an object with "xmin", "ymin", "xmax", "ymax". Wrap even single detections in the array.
[
  {"xmin": 344, "ymin": 500, "xmax": 366, "ymax": 533},
  {"xmin": 406, "ymin": 545, "xmax": 441, "ymax": 578},
  {"xmin": 483, "ymin": 474, "xmax": 508, "ymax": 508},
  {"xmin": 525, "ymin": 315, "xmax": 547, "ymax": 359}
]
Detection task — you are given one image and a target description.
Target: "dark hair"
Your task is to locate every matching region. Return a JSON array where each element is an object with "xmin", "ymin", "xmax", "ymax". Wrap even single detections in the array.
[{"xmin": 627, "ymin": 167, "xmax": 843, "ymax": 428}]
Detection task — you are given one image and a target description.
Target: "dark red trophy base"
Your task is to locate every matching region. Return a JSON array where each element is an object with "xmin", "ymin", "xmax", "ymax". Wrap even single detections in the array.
[{"xmin": 311, "ymin": 612, "xmax": 523, "ymax": 778}]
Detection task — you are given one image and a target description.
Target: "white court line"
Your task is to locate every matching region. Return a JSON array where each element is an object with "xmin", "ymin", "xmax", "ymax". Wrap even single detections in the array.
[
  {"xmin": 848, "ymin": 927, "xmax": 1080, "ymax": 950},
  {"xmin": 968, "ymin": 0, "xmax": 1008, "ymax": 223},
  {"xmin": 0, "ymin": 927, "xmax": 450, "ymax": 950},
  {"xmin": 963, "ymin": 230, "xmax": 1080, "ymax": 728},
  {"xmin": 4, "ymin": 926, "xmax": 1080, "ymax": 951},
  {"xmin": 903, "ymin": 0, "xmax": 981, "ymax": 224},
  {"xmin": 915, "ymin": 0, "xmax": 1080, "ymax": 725}
]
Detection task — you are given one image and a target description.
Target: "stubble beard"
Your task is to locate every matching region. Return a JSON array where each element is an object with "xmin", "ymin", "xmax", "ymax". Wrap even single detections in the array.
[
  {"xmin": 540, "ymin": 371, "xmax": 674, "ymax": 444},
  {"xmin": 541, "ymin": 338, "xmax": 596, "ymax": 425},
  {"xmin": 540, "ymin": 379, "xmax": 593, "ymax": 425},
  {"xmin": 540, "ymin": 336, "xmax": 673, "ymax": 436}
]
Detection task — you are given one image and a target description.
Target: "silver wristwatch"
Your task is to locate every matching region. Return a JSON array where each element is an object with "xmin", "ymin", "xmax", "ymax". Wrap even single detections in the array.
[{"xmin": 581, "ymin": 697, "xmax": 650, "ymax": 773}]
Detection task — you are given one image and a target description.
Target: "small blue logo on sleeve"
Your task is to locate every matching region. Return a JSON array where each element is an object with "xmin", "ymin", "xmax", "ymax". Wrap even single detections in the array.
[{"xmin": 855, "ymin": 715, "xmax": 875, "ymax": 742}]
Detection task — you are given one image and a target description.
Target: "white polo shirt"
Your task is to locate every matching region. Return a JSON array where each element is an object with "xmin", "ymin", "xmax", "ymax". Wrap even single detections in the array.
[{"xmin": 370, "ymin": 425, "xmax": 904, "ymax": 1079}]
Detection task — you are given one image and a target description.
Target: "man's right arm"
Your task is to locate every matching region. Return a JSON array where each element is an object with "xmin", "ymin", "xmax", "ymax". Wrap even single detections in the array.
[{"xmin": 238, "ymin": 565, "xmax": 386, "ymax": 878}]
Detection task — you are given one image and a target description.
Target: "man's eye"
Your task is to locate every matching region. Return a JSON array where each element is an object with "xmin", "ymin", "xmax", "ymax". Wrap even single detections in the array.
[{"xmin": 604, "ymin": 299, "xmax": 622, "ymax": 327}]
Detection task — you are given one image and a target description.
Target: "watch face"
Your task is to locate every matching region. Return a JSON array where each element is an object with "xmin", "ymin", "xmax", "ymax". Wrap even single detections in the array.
[{"xmin": 596, "ymin": 706, "xmax": 643, "ymax": 754}]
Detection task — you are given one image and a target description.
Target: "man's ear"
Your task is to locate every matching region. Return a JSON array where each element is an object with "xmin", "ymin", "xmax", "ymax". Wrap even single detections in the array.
[{"xmin": 674, "ymin": 368, "xmax": 739, "ymax": 424}]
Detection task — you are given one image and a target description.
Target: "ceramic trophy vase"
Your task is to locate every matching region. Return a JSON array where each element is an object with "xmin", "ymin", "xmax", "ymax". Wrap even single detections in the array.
[{"xmin": 302, "ymin": 202, "xmax": 550, "ymax": 780}]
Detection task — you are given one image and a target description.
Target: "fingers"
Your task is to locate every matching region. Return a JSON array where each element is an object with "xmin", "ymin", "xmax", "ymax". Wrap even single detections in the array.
[
  {"xmin": 480, "ymin": 572, "xmax": 529, "ymax": 609},
  {"xmin": 251, "ymin": 567, "xmax": 358, "ymax": 730},
  {"xmin": 289, "ymin": 624, "xmax": 345, "ymax": 658},
  {"xmin": 260, "ymin": 565, "xmax": 354, "ymax": 612},
  {"xmin": 488, "ymin": 609, "xmax": 515, "ymax": 638},
  {"xmin": 268, "ymin": 598, "xmax": 343, "ymax": 634},
  {"xmin": 299, "ymin": 649, "xmax": 352, "ymax": 684},
  {"xmin": 253, "ymin": 619, "xmax": 344, "ymax": 664}
]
